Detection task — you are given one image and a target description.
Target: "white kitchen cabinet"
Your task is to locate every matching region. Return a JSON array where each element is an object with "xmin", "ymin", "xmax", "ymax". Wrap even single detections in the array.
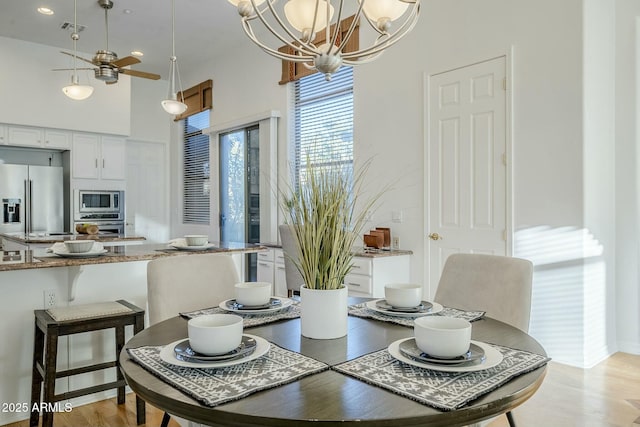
[
  {"xmin": 5, "ymin": 126, "xmax": 70, "ymax": 150},
  {"xmin": 72, "ymin": 133, "xmax": 100, "ymax": 179},
  {"xmin": 256, "ymin": 248, "xmax": 288, "ymax": 297},
  {"xmin": 0, "ymin": 124, "xmax": 7, "ymax": 145},
  {"xmin": 72, "ymin": 133, "xmax": 126, "ymax": 180},
  {"xmin": 100, "ymin": 136, "xmax": 126, "ymax": 179},
  {"xmin": 43, "ymin": 129, "xmax": 71, "ymax": 149},
  {"xmin": 256, "ymin": 249, "xmax": 274, "ymax": 283},
  {"xmin": 7, "ymin": 125, "xmax": 43, "ymax": 148},
  {"xmin": 344, "ymin": 253, "xmax": 411, "ymax": 298}
]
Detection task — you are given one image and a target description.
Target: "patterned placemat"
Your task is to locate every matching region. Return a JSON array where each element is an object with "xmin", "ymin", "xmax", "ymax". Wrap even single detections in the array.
[
  {"xmin": 128, "ymin": 342, "xmax": 328, "ymax": 407},
  {"xmin": 348, "ymin": 302, "xmax": 485, "ymax": 327},
  {"xmin": 332, "ymin": 344, "xmax": 549, "ymax": 411},
  {"xmin": 180, "ymin": 301, "xmax": 301, "ymax": 328}
]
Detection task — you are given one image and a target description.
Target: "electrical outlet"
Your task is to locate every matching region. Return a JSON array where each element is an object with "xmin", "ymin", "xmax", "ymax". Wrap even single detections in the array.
[
  {"xmin": 43, "ymin": 289, "xmax": 56, "ymax": 308},
  {"xmin": 392, "ymin": 236, "xmax": 400, "ymax": 250}
]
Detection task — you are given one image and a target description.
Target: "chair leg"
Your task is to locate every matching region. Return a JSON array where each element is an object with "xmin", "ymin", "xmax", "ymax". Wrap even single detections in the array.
[
  {"xmin": 161, "ymin": 411, "xmax": 172, "ymax": 427},
  {"xmin": 30, "ymin": 323, "xmax": 45, "ymax": 427},
  {"xmin": 506, "ymin": 410, "xmax": 517, "ymax": 427},
  {"xmin": 42, "ymin": 329, "xmax": 59, "ymax": 427},
  {"xmin": 115, "ymin": 325, "xmax": 126, "ymax": 404}
]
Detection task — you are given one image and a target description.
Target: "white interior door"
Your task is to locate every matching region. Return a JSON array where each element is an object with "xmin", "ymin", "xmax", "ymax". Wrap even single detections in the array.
[
  {"xmin": 427, "ymin": 57, "xmax": 508, "ymax": 295},
  {"xmin": 126, "ymin": 141, "xmax": 169, "ymax": 242}
]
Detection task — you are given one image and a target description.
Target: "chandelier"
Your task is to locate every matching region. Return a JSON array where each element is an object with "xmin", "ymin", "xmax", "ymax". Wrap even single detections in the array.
[{"xmin": 228, "ymin": 0, "xmax": 420, "ymax": 80}]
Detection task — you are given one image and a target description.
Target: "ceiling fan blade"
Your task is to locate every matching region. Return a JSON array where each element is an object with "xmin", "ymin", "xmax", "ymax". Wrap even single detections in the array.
[
  {"xmin": 52, "ymin": 68, "xmax": 95, "ymax": 71},
  {"xmin": 120, "ymin": 69, "xmax": 161, "ymax": 80},
  {"xmin": 112, "ymin": 56, "xmax": 141, "ymax": 68},
  {"xmin": 60, "ymin": 51, "xmax": 95, "ymax": 65}
]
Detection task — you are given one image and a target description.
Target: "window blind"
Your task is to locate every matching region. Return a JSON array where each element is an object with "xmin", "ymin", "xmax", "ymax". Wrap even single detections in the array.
[
  {"xmin": 183, "ymin": 111, "xmax": 210, "ymax": 224},
  {"xmin": 293, "ymin": 66, "xmax": 354, "ymax": 188}
]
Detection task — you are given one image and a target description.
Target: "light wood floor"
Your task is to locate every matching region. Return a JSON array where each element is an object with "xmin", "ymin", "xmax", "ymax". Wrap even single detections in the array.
[{"xmin": 6, "ymin": 352, "xmax": 639, "ymax": 427}]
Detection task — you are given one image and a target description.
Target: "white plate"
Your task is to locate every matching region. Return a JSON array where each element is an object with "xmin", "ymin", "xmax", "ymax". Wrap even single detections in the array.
[
  {"xmin": 366, "ymin": 299, "xmax": 444, "ymax": 318},
  {"xmin": 219, "ymin": 297, "xmax": 294, "ymax": 314},
  {"xmin": 169, "ymin": 242, "xmax": 217, "ymax": 251},
  {"xmin": 388, "ymin": 338, "xmax": 503, "ymax": 372},
  {"xmin": 159, "ymin": 334, "xmax": 270, "ymax": 368},
  {"xmin": 53, "ymin": 249, "xmax": 108, "ymax": 258}
]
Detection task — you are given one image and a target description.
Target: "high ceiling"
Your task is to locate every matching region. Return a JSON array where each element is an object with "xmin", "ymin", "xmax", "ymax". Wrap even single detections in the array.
[{"xmin": 0, "ymin": 0, "xmax": 246, "ymax": 80}]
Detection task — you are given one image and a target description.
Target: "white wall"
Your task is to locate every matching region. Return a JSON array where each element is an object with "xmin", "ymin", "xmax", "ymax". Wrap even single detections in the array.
[
  {"xmin": 0, "ymin": 37, "xmax": 131, "ymax": 135},
  {"xmin": 130, "ymin": 78, "xmax": 170, "ymax": 143},
  {"xmin": 615, "ymin": 1, "xmax": 640, "ymax": 355}
]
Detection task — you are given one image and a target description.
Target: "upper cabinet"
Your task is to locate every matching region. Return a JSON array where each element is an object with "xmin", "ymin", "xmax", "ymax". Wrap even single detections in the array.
[
  {"xmin": 0, "ymin": 124, "xmax": 6, "ymax": 145},
  {"xmin": 6, "ymin": 125, "xmax": 71, "ymax": 150},
  {"xmin": 72, "ymin": 133, "xmax": 126, "ymax": 181},
  {"xmin": 100, "ymin": 136, "xmax": 126, "ymax": 180}
]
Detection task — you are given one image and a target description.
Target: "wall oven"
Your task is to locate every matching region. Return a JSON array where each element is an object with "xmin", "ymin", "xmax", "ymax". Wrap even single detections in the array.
[{"xmin": 73, "ymin": 190, "xmax": 125, "ymax": 235}]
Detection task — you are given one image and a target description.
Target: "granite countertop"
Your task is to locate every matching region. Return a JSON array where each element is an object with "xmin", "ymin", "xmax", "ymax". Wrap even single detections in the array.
[
  {"xmin": 0, "ymin": 242, "xmax": 268, "ymax": 272},
  {"xmin": 259, "ymin": 242, "xmax": 413, "ymax": 258},
  {"xmin": 0, "ymin": 232, "xmax": 145, "ymax": 244}
]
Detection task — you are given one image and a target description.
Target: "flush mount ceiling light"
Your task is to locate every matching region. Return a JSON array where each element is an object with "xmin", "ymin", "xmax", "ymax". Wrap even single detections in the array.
[
  {"xmin": 161, "ymin": 0, "xmax": 187, "ymax": 115},
  {"xmin": 61, "ymin": 0, "xmax": 94, "ymax": 100},
  {"xmin": 228, "ymin": 0, "xmax": 420, "ymax": 80}
]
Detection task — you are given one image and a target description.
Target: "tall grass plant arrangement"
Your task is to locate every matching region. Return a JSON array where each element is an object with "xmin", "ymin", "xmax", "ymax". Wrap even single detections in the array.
[{"xmin": 281, "ymin": 159, "xmax": 382, "ymax": 291}]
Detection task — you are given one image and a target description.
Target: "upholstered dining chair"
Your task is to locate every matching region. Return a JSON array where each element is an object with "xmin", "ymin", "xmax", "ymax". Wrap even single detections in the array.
[
  {"xmin": 146, "ymin": 253, "xmax": 240, "ymax": 427},
  {"xmin": 434, "ymin": 253, "xmax": 533, "ymax": 427},
  {"xmin": 279, "ymin": 224, "xmax": 305, "ymax": 297}
]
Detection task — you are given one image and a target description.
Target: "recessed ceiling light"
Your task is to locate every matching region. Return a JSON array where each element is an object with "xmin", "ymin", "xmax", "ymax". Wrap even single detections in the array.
[
  {"xmin": 131, "ymin": 50, "xmax": 144, "ymax": 57},
  {"xmin": 37, "ymin": 7, "xmax": 54, "ymax": 15}
]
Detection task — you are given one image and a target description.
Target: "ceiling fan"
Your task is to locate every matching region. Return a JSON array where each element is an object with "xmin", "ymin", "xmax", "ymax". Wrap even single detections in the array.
[{"xmin": 54, "ymin": 0, "xmax": 160, "ymax": 85}]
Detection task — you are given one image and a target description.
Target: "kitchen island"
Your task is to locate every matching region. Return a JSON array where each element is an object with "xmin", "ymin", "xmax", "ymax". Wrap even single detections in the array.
[
  {"xmin": 0, "ymin": 241, "xmax": 266, "ymax": 272},
  {"xmin": 0, "ymin": 242, "xmax": 266, "ymax": 426},
  {"xmin": 0, "ymin": 231, "xmax": 146, "ymax": 251}
]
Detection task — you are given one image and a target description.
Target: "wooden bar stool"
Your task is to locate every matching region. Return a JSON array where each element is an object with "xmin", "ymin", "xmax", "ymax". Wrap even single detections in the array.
[{"xmin": 30, "ymin": 300, "xmax": 146, "ymax": 427}]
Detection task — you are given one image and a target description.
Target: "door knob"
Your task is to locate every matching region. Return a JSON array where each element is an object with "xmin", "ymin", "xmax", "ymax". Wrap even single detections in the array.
[{"xmin": 428, "ymin": 232, "xmax": 443, "ymax": 241}]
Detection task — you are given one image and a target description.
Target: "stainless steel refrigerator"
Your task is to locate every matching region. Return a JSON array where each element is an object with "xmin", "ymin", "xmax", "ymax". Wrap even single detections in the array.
[{"xmin": 0, "ymin": 164, "xmax": 64, "ymax": 234}]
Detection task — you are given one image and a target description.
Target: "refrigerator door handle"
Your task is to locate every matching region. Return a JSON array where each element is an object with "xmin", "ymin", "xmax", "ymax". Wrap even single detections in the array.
[
  {"xmin": 29, "ymin": 180, "xmax": 34, "ymax": 233},
  {"xmin": 24, "ymin": 179, "xmax": 28, "ymax": 234}
]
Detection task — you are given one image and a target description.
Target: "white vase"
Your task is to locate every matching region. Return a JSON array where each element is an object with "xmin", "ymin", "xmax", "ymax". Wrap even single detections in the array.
[{"xmin": 300, "ymin": 285, "xmax": 348, "ymax": 339}]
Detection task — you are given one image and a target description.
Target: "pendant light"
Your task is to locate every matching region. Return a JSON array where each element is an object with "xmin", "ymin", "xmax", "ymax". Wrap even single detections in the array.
[
  {"xmin": 63, "ymin": 0, "xmax": 94, "ymax": 100},
  {"xmin": 161, "ymin": 0, "xmax": 187, "ymax": 115}
]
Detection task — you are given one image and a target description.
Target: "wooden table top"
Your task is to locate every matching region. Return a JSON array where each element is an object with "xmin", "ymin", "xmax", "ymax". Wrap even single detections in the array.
[{"xmin": 120, "ymin": 307, "xmax": 547, "ymax": 427}]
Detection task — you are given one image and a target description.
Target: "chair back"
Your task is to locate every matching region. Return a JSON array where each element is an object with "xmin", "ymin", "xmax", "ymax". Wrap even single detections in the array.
[
  {"xmin": 279, "ymin": 224, "xmax": 305, "ymax": 293},
  {"xmin": 147, "ymin": 253, "xmax": 239, "ymax": 325},
  {"xmin": 434, "ymin": 253, "xmax": 533, "ymax": 332}
]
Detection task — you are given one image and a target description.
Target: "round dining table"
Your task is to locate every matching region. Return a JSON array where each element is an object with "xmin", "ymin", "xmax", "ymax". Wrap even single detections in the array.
[{"xmin": 119, "ymin": 302, "xmax": 547, "ymax": 427}]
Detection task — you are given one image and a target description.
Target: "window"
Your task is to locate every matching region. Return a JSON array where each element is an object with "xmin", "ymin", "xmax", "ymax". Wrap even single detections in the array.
[
  {"xmin": 183, "ymin": 110, "xmax": 210, "ymax": 224},
  {"xmin": 292, "ymin": 66, "xmax": 354, "ymax": 187}
]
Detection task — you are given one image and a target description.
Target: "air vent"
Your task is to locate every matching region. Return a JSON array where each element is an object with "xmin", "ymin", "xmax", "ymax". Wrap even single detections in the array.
[{"xmin": 60, "ymin": 22, "xmax": 86, "ymax": 32}]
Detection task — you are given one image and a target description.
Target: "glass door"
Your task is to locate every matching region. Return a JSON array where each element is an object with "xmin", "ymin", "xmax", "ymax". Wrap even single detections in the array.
[{"xmin": 219, "ymin": 125, "xmax": 260, "ymax": 280}]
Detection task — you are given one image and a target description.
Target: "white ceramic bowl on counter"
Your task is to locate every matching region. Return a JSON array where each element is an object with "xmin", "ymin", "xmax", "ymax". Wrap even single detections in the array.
[
  {"xmin": 63, "ymin": 240, "xmax": 95, "ymax": 253},
  {"xmin": 184, "ymin": 235, "xmax": 208, "ymax": 246}
]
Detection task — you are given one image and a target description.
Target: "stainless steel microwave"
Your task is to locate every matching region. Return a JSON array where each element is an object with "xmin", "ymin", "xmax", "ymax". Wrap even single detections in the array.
[{"xmin": 75, "ymin": 190, "xmax": 123, "ymax": 214}]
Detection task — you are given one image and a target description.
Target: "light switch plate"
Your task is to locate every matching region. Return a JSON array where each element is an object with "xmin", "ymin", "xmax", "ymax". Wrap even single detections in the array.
[{"xmin": 392, "ymin": 210, "xmax": 403, "ymax": 223}]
